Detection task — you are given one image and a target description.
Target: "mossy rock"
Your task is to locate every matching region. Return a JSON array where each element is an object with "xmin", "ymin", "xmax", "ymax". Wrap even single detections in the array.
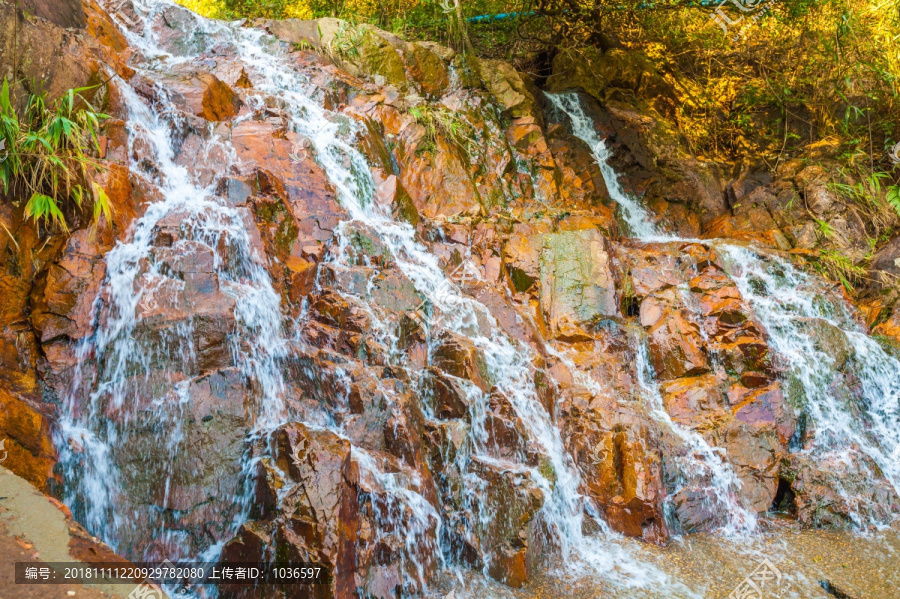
[
  {"xmin": 546, "ymin": 47, "xmax": 674, "ymax": 111},
  {"xmin": 477, "ymin": 58, "xmax": 538, "ymax": 120},
  {"xmin": 392, "ymin": 181, "xmax": 420, "ymax": 226},
  {"xmin": 404, "ymin": 42, "xmax": 449, "ymax": 98},
  {"xmin": 355, "ymin": 26, "xmax": 407, "ymax": 87}
]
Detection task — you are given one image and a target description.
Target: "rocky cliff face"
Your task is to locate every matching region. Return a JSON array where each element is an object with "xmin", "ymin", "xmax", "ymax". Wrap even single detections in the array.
[{"xmin": 1, "ymin": 1, "xmax": 899, "ymax": 597}]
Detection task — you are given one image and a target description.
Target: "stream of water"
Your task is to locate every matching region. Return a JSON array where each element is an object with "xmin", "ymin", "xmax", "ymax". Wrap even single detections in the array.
[
  {"xmin": 551, "ymin": 91, "xmax": 900, "ymax": 532},
  {"xmin": 51, "ymin": 3, "xmax": 900, "ymax": 597}
]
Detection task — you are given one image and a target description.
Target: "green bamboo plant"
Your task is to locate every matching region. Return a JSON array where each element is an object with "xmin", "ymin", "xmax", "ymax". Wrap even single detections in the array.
[{"xmin": 0, "ymin": 78, "xmax": 112, "ymax": 233}]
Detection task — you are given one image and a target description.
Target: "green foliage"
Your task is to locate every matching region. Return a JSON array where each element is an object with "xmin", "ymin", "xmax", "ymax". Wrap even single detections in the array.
[
  {"xmin": 886, "ymin": 184, "xmax": 900, "ymax": 218},
  {"xmin": 324, "ymin": 21, "xmax": 365, "ymax": 61},
  {"xmin": 816, "ymin": 249, "xmax": 868, "ymax": 293},
  {"xmin": 830, "ymin": 169, "xmax": 900, "ymax": 239},
  {"xmin": 814, "ymin": 218, "xmax": 835, "ymax": 240},
  {"xmin": 408, "ymin": 103, "xmax": 475, "ymax": 154},
  {"xmin": 0, "ymin": 79, "xmax": 111, "ymax": 233}
]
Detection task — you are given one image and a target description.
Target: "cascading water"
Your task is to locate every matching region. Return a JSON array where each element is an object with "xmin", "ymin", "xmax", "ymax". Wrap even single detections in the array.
[
  {"xmin": 52, "ymin": 1, "xmax": 697, "ymax": 596},
  {"xmin": 552, "ymin": 90, "xmax": 900, "ymax": 531},
  {"xmin": 717, "ymin": 244, "xmax": 900, "ymax": 525},
  {"xmin": 237, "ymin": 30, "xmax": 693, "ymax": 598},
  {"xmin": 216, "ymin": 14, "xmax": 699, "ymax": 597},
  {"xmin": 51, "ymin": 0, "xmax": 900, "ymax": 593},
  {"xmin": 56, "ymin": 71, "xmax": 291, "ymax": 559},
  {"xmin": 635, "ymin": 336, "xmax": 758, "ymax": 535}
]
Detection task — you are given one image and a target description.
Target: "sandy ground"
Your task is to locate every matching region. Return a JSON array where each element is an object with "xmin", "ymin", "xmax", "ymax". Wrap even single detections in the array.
[{"xmin": 0, "ymin": 466, "xmax": 136, "ymax": 599}]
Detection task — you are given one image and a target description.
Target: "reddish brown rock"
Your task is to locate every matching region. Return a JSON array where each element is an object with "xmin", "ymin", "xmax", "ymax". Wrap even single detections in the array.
[
  {"xmin": 671, "ymin": 487, "xmax": 728, "ymax": 533},
  {"xmin": 560, "ymin": 378, "xmax": 670, "ymax": 545},
  {"xmin": 160, "ymin": 69, "xmax": 242, "ymax": 122},
  {"xmin": 311, "ymin": 291, "xmax": 371, "ymax": 334},
  {"xmin": 220, "ymin": 422, "xmax": 359, "ymax": 599},
  {"xmin": 432, "ymin": 332, "xmax": 493, "ymax": 392},
  {"xmin": 403, "ymin": 42, "xmax": 449, "ymax": 98},
  {"xmin": 30, "ymin": 230, "xmax": 106, "ymax": 345},
  {"xmin": 658, "ymin": 375, "xmax": 729, "ymax": 430},
  {"xmin": 422, "ymin": 367, "xmax": 470, "ymax": 420},
  {"xmin": 398, "ymin": 135, "xmax": 482, "ymax": 219},
  {"xmin": 0, "ymin": 390, "xmax": 56, "ymax": 489},
  {"xmin": 646, "ymin": 310, "xmax": 709, "ymax": 380},
  {"xmin": 465, "ymin": 457, "xmax": 544, "ymax": 588},
  {"xmin": 502, "ymin": 228, "xmax": 543, "ymax": 294},
  {"xmin": 790, "ymin": 451, "xmax": 900, "ymax": 528},
  {"xmin": 715, "ymin": 420, "xmax": 781, "ymax": 513}
]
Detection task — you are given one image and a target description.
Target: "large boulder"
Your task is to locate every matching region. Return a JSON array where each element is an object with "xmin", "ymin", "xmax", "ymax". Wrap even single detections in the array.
[
  {"xmin": 478, "ymin": 59, "xmax": 539, "ymax": 121},
  {"xmin": 220, "ymin": 423, "xmax": 360, "ymax": 599},
  {"xmin": 0, "ymin": 389, "xmax": 56, "ymax": 489},
  {"xmin": 646, "ymin": 308, "xmax": 710, "ymax": 380},
  {"xmin": 539, "ymin": 229, "xmax": 619, "ymax": 339},
  {"xmin": 161, "ymin": 69, "xmax": 242, "ymax": 122}
]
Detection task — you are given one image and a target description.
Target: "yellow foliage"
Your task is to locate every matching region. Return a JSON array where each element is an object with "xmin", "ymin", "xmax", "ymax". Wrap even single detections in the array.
[
  {"xmin": 284, "ymin": 1, "xmax": 312, "ymax": 19},
  {"xmin": 340, "ymin": 0, "xmax": 421, "ymax": 21},
  {"xmin": 176, "ymin": 0, "xmax": 225, "ymax": 18},
  {"xmin": 176, "ymin": 0, "xmax": 225, "ymax": 19}
]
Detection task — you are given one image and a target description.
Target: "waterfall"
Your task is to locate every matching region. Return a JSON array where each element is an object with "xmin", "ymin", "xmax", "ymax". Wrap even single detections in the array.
[
  {"xmin": 56, "ymin": 71, "xmax": 290, "ymax": 558},
  {"xmin": 227, "ymin": 19, "xmax": 693, "ymax": 597},
  {"xmin": 547, "ymin": 93, "xmax": 665, "ymax": 240},
  {"xmin": 49, "ymin": 1, "xmax": 702, "ymax": 596},
  {"xmin": 552, "ymin": 90, "xmax": 900, "ymax": 530},
  {"xmin": 550, "ymin": 91, "xmax": 757, "ymax": 535},
  {"xmin": 635, "ymin": 339, "xmax": 759, "ymax": 535},
  {"xmin": 717, "ymin": 244, "xmax": 900, "ymax": 525},
  {"xmin": 51, "ymin": 0, "xmax": 900, "ymax": 594}
]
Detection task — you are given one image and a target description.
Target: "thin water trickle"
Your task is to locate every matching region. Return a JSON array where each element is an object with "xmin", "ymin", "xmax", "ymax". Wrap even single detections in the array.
[
  {"xmin": 553, "ymin": 90, "xmax": 900, "ymax": 530},
  {"xmin": 635, "ymin": 338, "xmax": 759, "ymax": 535},
  {"xmin": 548, "ymin": 93, "xmax": 667, "ymax": 240}
]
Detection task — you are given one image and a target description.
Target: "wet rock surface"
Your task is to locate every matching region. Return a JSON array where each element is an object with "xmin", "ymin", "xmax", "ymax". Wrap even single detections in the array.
[{"xmin": 1, "ymin": 2, "xmax": 899, "ymax": 598}]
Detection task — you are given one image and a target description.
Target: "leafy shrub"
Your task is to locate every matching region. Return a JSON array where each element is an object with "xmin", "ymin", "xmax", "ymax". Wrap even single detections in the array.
[{"xmin": 0, "ymin": 79, "xmax": 111, "ymax": 233}]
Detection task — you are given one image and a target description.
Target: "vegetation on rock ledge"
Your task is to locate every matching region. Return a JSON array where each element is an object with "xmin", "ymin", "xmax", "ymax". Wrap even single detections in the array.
[{"xmin": 0, "ymin": 79, "xmax": 111, "ymax": 234}]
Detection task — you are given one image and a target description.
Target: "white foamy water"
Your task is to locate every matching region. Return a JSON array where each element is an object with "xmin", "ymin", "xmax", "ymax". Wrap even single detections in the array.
[
  {"xmin": 553, "ymin": 91, "xmax": 900, "ymax": 529},
  {"xmin": 717, "ymin": 244, "xmax": 900, "ymax": 523},
  {"xmin": 55, "ymin": 2, "xmax": 898, "ymax": 597},
  {"xmin": 635, "ymin": 339, "xmax": 759, "ymax": 535}
]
